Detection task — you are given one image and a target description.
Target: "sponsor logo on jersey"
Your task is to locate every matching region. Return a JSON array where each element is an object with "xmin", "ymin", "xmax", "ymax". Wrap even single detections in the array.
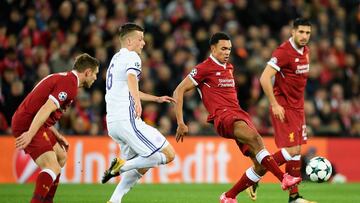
[
  {"xmin": 218, "ymin": 79, "xmax": 235, "ymax": 87},
  {"xmin": 190, "ymin": 68, "xmax": 197, "ymax": 77},
  {"xmin": 295, "ymin": 58, "xmax": 299, "ymax": 62},
  {"xmin": 216, "ymin": 72, "xmax": 221, "ymax": 76},
  {"xmin": 58, "ymin": 92, "xmax": 68, "ymax": 101},
  {"xmin": 295, "ymin": 64, "xmax": 310, "ymax": 74}
]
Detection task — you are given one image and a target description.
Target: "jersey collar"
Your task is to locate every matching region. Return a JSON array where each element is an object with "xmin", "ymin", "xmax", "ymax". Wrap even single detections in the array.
[
  {"xmin": 289, "ymin": 37, "xmax": 304, "ymax": 55},
  {"xmin": 71, "ymin": 70, "xmax": 80, "ymax": 87},
  {"xmin": 210, "ymin": 54, "xmax": 226, "ymax": 69}
]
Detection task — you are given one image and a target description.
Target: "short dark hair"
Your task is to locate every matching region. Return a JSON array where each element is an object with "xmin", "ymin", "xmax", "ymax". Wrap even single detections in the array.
[
  {"xmin": 73, "ymin": 53, "xmax": 99, "ymax": 72},
  {"xmin": 119, "ymin": 23, "xmax": 144, "ymax": 39},
  {"xmin": 209, "ymin": 32, "xmax": 231, "ymax": 46},
  {"xmin": 293, "ymin": 18, "xmax": 311, "ymax": 28}
]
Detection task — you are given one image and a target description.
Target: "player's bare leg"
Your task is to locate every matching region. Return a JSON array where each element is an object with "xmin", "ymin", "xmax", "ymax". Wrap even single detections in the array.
[
  {"xmin": 220, "ymin": 121, "xmax": 301, "ymax": 202},
  {"xmin": 32, "ymin": 151, "xmax": 61, "ymax": 203},
  {"xmin": 248, "ymin": 146, "xmax": 316, "ymax": 203},
  {"xmin": 232, "ymin": 121, "xmax": 301, "ymax": 189},
  {"xmin": 102, "ymin": 144, "xmax": 175, "ymax": 183},
  {"xmin": 107, "ymin": 168, "xmax": 149, "ymax": 203},
  {"xmin": 44, "ymin": 143, "xmax": 67, "ymax": 203}
]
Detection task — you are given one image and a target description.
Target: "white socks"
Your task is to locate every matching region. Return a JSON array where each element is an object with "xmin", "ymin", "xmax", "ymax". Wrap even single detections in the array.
[
  {"xmin": 109, "ymin": 169, "xmax": 143, "ymax": 203},
  {"xmin": 120, "ymin": 152, "xmax": 167, "ymax": 173}
]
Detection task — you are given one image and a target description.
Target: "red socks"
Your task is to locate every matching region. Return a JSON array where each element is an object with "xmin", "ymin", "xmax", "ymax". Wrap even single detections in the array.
[
  {"xmin": 256, "ymin": 149, "xmax": 284, "ymax": 182},
  {"xmin": 272, "ymin": 149, "xmax": 289, "ymax": 166},
  {"xmin": 31, "ymin": 169, "xmax": 56, "ymax": 203},
  {"xmin": 226, "ymin": 167, "xmax": 260, "ymax": 198},
  {"xmin": 286, "ymin": 159, "xmax": 301, "ymax": 194},
  {"xmin": 44, "ymin": 174, "xmax": 61, "ymax": 203}
]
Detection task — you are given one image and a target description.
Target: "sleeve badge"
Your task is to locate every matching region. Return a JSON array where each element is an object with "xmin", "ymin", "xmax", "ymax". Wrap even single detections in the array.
[{"xmin": 58, "ymin": 92, "xmax": 68, "ymax": 101}]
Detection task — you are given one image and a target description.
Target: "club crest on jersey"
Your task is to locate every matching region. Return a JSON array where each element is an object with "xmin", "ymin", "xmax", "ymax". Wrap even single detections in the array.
[
  {"xmin": 270, "ymin": 57, "xmax": 278, "ymax": 64},
  {"xmin": 190, "ymin": 68, "xmax": 197, "ymax": 77},
  {"xmin": 58, "ymin": 92, "xmax": 67, "ymax": 101}
]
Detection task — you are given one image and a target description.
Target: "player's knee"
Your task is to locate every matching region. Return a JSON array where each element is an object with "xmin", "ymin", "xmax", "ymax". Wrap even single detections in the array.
[
  {"xmin": 57, "ymin": 151, "xmax": 67, "ymax": 168},
  {"xmin": 165, "ymin": 149, "xmax": 175, "ymax": 163},
  {"xmin": 285, "ymin": 146, "xmax": 301, "ymax": 157}
]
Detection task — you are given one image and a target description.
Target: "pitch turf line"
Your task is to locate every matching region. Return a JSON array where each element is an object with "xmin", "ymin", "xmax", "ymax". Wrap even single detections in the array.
[{"xmin": 0, "ymin": 182, "xmax": 359, "ymax": 203}]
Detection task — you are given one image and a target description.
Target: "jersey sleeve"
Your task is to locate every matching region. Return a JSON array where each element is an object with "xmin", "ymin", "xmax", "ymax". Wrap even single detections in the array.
[
  {"xmin": 188, "ymin": 64, "xmax": 207, "ymax": 86},
  {"xmin": 125, "ymin": 52, "xmax": 142, "ymax": 78},
  {"xmin": 49, "ymin": 76, "xmax": 77, "ymax": 109},
  {"xmin": 267, "ymin": 48, "xmax": 288, "ymax": 71}
]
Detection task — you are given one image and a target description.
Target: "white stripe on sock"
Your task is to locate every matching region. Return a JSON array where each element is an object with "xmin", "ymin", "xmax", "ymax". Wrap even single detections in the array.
[
  {"xmin": 281, "ymin": 148, "xmax": 292, "ymax": 161},
  {"xmin": 256, "ymin": 149, "xmax": 270, "ymax": 164},
  {"xmin": 41, "ymin": 169, "xmax": 57, "ymax": 181},
  {"xmin": 246, "ymin": 167, "xmax": 261, "ymax": 182},
  {"xmin": 291, "ymin": 155, "xmax": 301, "ymax": 161}
]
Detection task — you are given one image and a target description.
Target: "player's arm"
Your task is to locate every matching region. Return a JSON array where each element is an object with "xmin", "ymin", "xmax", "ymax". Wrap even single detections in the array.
[
  {"xmin": 259, "ymin": 64, "xmax": 285, "ymax": 122},
  {"xmin": 15, "ymin": 99, "xmax": 58, "ymax": 149},
  {"xmin": 49, "ymin": 126, "xmax": 69, "ymax": 151},
  {"xmin": 139, "ymin": 91, "xmax": 176, "ymax": 104},
  {"xmin": 173, "ymin": 76, "xmax": 196, "ymax": 142},
  {"xmin": 127, "ymin": 73, "xmax": 142, "ymax": 118}
]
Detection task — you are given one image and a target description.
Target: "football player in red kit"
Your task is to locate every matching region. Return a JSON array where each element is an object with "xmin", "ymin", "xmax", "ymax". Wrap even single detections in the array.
[
  {"xmin": 246, "ymin": 18, "xmax": 315, "ymax": 203},
  {"xmin": 173, "ymin": 32, "xmax": 301, "ymax": 203},
  {"xmin": 12, "ymin": 53, "xmax": 99, "ymax": 203}
]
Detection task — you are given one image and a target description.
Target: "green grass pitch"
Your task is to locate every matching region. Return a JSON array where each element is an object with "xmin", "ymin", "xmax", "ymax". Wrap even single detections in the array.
[{"xmin": 1, "ymin": 182, "xmax": 359, "ymax": 202}]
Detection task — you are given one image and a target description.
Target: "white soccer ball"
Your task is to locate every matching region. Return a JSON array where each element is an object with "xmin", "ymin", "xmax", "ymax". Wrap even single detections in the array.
[{"xmin": 305, "ymin": 156, "xmax": 332, "ymax": 182}]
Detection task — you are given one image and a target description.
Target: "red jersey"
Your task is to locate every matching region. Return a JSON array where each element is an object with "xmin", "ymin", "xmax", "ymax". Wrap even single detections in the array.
[
  {"xmin": 12, "ymin": 71, "xmax": 79, "ymax": 134},
  {"xmin": 189, "ymin": 55, "xmax": 240, "ymax": 123},
  {"xmin": 267, "ymin": 38, "xmax": 310, "ymax": 109}
]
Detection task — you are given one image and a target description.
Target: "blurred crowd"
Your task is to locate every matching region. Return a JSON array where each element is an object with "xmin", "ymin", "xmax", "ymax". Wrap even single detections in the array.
[{"xmin": 0, "ymin": 0, "xmax": 359, "ymax": 137}]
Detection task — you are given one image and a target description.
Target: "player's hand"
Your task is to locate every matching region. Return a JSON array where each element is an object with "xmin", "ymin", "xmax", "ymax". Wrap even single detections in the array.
[
  {"xmin": 176, "ymin": 123, "xmax": 189, "ymax": 142},
  {"xmin": 56, "ymin": 135, "xmax": 69, "ymax": 152},
  {"xmin": 271, "ymin": 103, "xmax": 285, "ymax": 122},
  {"xmin": 156, "ymin": 96, "xmax": 176, "ymax": 104},
  {"xmin": 134, "ymin": 100, "xmax": 142, "ymax": 118},
  {"xmin": 15, "ymin": 131, "xmax": 33, "ymax": 149}
]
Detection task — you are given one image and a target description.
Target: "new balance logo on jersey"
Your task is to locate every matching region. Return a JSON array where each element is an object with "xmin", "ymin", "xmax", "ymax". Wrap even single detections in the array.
[
  {"xmin": 295, "ymin": 58, "xmax": 299, "ymax": 62},
  {"xmin": 216, "ymin": 72, "xmax": 221, "ymax": 76}
]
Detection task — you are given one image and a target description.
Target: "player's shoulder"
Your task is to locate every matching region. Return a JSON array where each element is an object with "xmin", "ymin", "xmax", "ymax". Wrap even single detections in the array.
[
  {"xmin": 123, "ymin": 49, "xmax": 141, "ymax": 62},
  {"xmin": 56, "ymin": 71, "xmax": 78, "ymax": 87},
  {"xmin": 277, "ymin": 41, "xmax": 291, "ymax": 51}
]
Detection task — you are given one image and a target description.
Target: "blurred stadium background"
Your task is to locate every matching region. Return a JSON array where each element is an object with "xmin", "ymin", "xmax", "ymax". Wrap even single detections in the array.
[{"xmin": 0, "ymin": 0, "xmax": 360, "ymax": 202}]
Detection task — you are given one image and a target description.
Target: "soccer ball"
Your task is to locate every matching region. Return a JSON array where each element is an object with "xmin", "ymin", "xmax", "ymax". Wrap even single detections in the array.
[{"xmin": 305, "ymin": 156, "xmax": 332, "ymax": 182}]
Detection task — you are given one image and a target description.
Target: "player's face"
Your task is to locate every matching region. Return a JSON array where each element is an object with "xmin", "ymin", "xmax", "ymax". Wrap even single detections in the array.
[
  {"xmin": 131, "ymin": 31, "xmax": 145, "ymax": 54},
  {"xmin": 84, "ymin": 66, "xmax": 99, "ymax": 88},
  {"xmin": 211, "ymin": 40, "xmax": 232, "ymax": 64},
  {"xmin": 292, "ymin": 25, "xmax": 311, "ymax": 47}
]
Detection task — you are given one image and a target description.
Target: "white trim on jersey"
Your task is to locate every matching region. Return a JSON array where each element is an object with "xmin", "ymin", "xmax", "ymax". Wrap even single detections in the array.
[
  {"xmin": 49, "ymin": 95, "xmax": 60, "ymax": 109},
  {"xmin": 71, "ymin": 70, "xmax": 80, "ymax": 87},
  {"xmin": 210, "ymin": 54, "xmax": 226, "ymax": 68},
  {"xmin": 289, "ymin": 37, "xmax": 304, "ymax": 55},
  {"xmin": 188, "ymin": 75, "xmax": 198, "ymax": 86},
  {"xmin": 267, "ymin": 61, "xmax": 281, "ymax": 71}
]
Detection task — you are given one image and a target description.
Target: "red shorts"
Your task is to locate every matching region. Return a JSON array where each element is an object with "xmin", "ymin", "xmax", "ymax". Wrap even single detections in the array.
[
  {"xmin": 214, "ymin": 109, "xmax": 257, "ymax": 156},
  {"xmin": 13, "ymin": 126, "xmax": 57, "ymax": 160},
  {"xmin": 270, "ymin": 107, "xmax": 307, "ymax": 148}
]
